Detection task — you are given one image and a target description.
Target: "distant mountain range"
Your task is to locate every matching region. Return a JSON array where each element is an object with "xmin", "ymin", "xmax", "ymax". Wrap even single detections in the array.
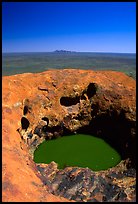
[{"xmin": 53, "ymin": 50, "xmax": 76, "ymax": 53}]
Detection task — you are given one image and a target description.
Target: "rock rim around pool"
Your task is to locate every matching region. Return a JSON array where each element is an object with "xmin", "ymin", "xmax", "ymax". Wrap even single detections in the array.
[{"xmin": 2, "ymin": 69, "xmax": 136, "ymax": 202}]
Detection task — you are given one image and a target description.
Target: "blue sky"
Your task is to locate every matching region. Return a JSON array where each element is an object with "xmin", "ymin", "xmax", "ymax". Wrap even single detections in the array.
[{"xmin": 2, "ymin": 2, "xmax": 136, "ymax": 53}]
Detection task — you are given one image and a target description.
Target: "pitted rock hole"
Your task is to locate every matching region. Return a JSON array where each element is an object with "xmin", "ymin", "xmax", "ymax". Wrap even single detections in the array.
[
  {"xmin": 21, "ymin": 117, "xmax": 30, "ymax": 130},
  {"xmin": 60, "ymin": 83, "xmax": 97, "ymax": 107},
  {"xmin": 34, "ymin": 126, "xmax": 42, "ymax": 137},
  {"xmin": 41, "ymin": 117, "xmax": 49, "ymax": 125},
  {"xmin": 86, "ymin": 83, "xmax": 97, "ymax": 99},
  {"xmin": 60, "ymin": 96, "xmax": 80, "ymax": 107},
  {"xmin": 23, "ymin": 105, "xmax": 29, "ymax": 115},
  {"xmin": 23, "ymin": 98, "xmax": 31, "ymax": 115}
]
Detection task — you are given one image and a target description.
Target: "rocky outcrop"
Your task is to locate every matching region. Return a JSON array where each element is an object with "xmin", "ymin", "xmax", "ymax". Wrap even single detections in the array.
[
  {"xmin": 2, "ymin": 69, "xmax": 136, "ymax": 202},
  {"xmin": 36, "ymin": 160, "xmax": 136, "ymax": 202}
]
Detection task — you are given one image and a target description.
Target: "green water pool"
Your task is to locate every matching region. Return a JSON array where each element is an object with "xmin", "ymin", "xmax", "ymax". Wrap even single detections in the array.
[{"xmin": 34, "ymin": 134, "xmax": 121, "ymax": 171}]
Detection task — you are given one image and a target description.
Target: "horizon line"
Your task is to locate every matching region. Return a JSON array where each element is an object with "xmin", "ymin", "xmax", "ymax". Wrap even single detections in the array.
[{"xmin": 2, "ymin": 51, "xmax": 136, "ymax": 54}]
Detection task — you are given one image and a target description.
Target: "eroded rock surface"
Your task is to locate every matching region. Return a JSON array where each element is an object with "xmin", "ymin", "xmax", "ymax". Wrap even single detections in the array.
[
  {"xmin": 2, "ymin": 69, "xmax": 136, "ymax": 202},
  {"xmin": 36, "ymin": 160, "xmax": 136, "ymax": 202}
]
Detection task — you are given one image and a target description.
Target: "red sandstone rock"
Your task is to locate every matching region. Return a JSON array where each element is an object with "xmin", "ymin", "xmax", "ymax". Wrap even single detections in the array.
[{"xmin": 2, "ymin": 69, "xmax": 136, "ymax": 202}]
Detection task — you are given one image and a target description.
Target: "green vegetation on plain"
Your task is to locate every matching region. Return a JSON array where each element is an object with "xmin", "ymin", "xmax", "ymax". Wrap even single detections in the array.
[{"xmin": 2, "ymin": 52, "xmax": 136, "ymax": 79}]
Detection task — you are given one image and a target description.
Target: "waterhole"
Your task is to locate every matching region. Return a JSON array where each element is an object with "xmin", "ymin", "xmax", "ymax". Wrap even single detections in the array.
[{"xmin": 34, "ymin": 134, "xmax": 121, "ymax": 171}]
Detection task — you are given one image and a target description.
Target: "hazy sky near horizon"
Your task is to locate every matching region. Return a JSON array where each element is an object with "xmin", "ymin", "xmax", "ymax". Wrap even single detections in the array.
[{"xmin": 2, "ymin": 2, "xmax": 136, "ymax": 53}]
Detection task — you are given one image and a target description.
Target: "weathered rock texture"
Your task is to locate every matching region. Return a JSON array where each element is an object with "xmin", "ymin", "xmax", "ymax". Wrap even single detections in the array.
[{"xmin": 2, "ymin": 69, "xmax": 136, "ymax": 202}]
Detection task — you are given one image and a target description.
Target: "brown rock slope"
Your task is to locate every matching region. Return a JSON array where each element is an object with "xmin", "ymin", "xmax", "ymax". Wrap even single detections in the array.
[{"xmin": 2, "ymin": 69, "xmax": 136, "ymax": 202}]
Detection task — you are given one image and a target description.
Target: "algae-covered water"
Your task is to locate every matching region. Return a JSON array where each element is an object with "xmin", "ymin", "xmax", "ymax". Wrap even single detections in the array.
[{"xmin": 34, "ymin": 134, "xmax": 121, "ymax": 171}]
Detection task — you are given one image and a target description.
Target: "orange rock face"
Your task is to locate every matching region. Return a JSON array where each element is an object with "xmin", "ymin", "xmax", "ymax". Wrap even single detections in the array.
[{"xmin": 2, "ymin": 69, "xmax": 136, "ymax": 202}]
